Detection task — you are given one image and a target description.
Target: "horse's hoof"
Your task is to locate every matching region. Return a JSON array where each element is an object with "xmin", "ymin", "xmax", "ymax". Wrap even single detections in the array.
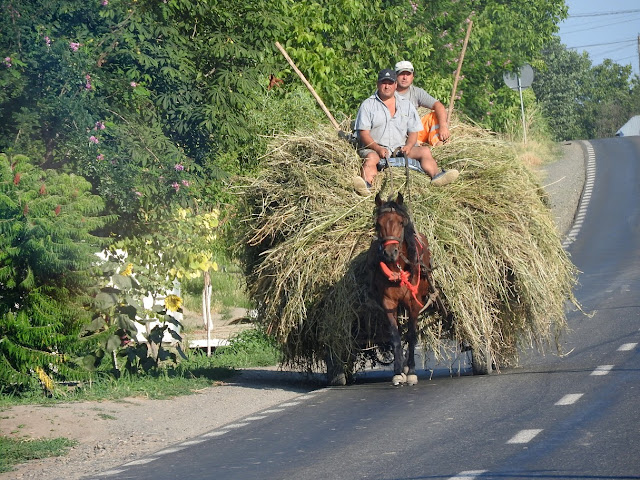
[
  {"xmin": 392, "ymin": 373, "xmax": 406, "ymax": 386},
  {"xmin": 406, "ymin": 374, "xmax": 418, "ymax": 385}
]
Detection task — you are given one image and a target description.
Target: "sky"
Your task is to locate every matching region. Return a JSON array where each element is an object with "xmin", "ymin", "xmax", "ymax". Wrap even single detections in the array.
[{"xmin": 558, "ymin": 0, "xmax": 640, "ymax": 77}]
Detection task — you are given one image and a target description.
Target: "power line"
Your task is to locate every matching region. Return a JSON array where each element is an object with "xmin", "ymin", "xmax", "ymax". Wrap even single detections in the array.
[
  {"xmin": 568, "ymin": 39, "xmax": 636, "ymax": 49},
  {"xmin": 561, "ymin": 15, "xmax": 640, "ymax": 35},
  {"xmin": 568, "ymin": 9, "xmax": 640, "ymax": 18}
]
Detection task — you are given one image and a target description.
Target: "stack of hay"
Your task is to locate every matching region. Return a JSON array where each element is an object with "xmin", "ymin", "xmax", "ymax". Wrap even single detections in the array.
[{"xmin": 236, "ymin": 120, "xmax": 578, "ymax": 377}]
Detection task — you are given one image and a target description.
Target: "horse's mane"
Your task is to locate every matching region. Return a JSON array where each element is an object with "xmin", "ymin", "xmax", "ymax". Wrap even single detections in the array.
[{"xmin": 377, "ymin": 200, "xmax": 419, "ymax": 265}]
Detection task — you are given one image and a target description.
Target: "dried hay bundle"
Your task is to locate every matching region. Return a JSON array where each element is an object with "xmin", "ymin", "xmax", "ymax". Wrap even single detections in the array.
[{"xmin": 237, "ymin": 120, "xmax": 578, "ymax": 374}]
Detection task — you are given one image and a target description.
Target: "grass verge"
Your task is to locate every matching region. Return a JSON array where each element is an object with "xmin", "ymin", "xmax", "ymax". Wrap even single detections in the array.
[{"xmin": 0, "ymin": 436, "xmax": 77, "ymax": 473}]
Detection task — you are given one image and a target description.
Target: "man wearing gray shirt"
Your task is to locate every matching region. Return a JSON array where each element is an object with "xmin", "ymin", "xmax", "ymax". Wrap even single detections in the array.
[
  {"xmin": 353, "ymin": 69, "xmax": 458, "ymax": 195},
  {"xmin": 395, "ymin": 60, "xmax": 450, "ymax": 146}
]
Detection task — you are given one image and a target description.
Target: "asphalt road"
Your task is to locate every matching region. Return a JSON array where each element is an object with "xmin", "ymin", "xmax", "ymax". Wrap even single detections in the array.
[{"xmin": 88, "ymin": 137, "xmax": 640, "ymax": 480}]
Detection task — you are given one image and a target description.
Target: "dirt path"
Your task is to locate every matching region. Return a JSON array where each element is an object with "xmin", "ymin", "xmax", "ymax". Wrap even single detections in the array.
[{"xmin": 0, "ymin": 368, "xmax": 322, "ymax": 480}]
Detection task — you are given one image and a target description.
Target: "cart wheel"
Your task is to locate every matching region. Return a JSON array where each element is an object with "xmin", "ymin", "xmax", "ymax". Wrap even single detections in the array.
[
  {"xmin": 471, "ymin": 340, "xmax": 492, "ymax": 375},
  {"xmin": 375, "ymin": 343, "xmax": 395, "ymax": 366},
  {"xmin": 325, "ymin": 351, "xmax": 347, "ymax": 386}
]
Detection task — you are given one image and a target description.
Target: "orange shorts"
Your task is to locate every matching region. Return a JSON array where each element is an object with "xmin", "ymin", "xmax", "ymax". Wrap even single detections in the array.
[{"xmin": 417, "ymin": 111, "xmax": 441, "ymax": 146}]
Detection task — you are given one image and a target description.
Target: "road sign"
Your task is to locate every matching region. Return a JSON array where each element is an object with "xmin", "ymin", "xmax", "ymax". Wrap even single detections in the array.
[
  {"xmin": 503, "ymin": 64, "xmax": 534, "ymax": 144},
  {"xmin": 503, "ymin": 64, "xmax": 534, "ymax": 90}
]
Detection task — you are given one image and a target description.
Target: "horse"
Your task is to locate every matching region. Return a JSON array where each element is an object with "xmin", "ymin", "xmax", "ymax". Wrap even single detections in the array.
[{"xmin": 367, "ymin": 192, "xmax": 436, "ymax": 386}]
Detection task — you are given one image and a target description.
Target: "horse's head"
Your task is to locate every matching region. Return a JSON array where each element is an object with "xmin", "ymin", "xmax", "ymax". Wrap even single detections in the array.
[{"xmin": 374, "ymin": 192, "xmax": 410, "ymax": 263}]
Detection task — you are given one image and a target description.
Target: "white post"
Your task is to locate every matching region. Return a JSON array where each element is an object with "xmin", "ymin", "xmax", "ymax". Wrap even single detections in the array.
[{"xmin": 518, "ymin": 76, "xmax": 527, "ymax": 145}]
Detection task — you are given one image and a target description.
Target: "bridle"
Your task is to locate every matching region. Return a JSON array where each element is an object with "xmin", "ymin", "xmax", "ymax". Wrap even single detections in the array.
[{"xmin": 376, "ymin": 205, "xmax": 408, "ymax": 249}]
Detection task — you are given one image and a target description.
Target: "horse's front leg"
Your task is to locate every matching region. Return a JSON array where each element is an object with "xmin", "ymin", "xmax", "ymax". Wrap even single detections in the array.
[
  {"xmin": 404, "ymin": 312, "xmax": 419, "ymax": 385},
  {"xmin": 383, "ymin": 305, "xmax": 405, "ymax": 386}
]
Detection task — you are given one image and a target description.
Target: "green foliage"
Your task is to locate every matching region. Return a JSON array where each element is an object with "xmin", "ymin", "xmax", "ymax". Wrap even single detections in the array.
[
  {"xmin": 532, "ymin": 37, "xmax": 593, "ymax": 141},
  {"xmin": 0, "ymin": 153, "xmax": 112, "ymax": 393},
  {"xmin": 209, "ymin": 328, "xmax": 282, "ymax": 368},
  {"xmin": 533, "ymin": 37, "xmax": 639, "ymax": 141},
  {"xmin": 0, "ymin": 435, "xmax": 77, "ymax": 473}
]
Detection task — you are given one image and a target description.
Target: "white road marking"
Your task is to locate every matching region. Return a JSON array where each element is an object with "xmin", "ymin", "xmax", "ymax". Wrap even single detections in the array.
[
  {"xmin": 155, "ymin": 447, "xmax": 185, "ymax": 454},
  {"xmin": 225, "ymin": 422, "xmax": 249, "ymax": 429},
  {"xmin": 555, "ymin": 393, "xmax": 584, "ymax": 405},
  {"xmin": 180, "ymin": 439, "xmax": 207, "ymax": 446},
  {"xmin": 448, "ymin": 470, "xmax": 488, "ymax": 479},
  {"xmin": 563, "ymin": 142, "xmax": 596, "ymax": 248},
  {"xmin": 202, "ymin": 430, "xmax": 229, "ymax": 438},
  {"xmin": 124, "ymin": 458, "xmax": 157, "ymax": 466},
  {"xmin": 99, "ymin": 470, "xmax": 126, "ymax": 476},
  {"xmin": 279, "ymin": 401, "xmax": 301, "ymax": 407},
  {"xmin": 262, "ymin": 408, "xmax": 285, "ymax": 413},
  {"xmin": 507, "ymin": 429, "xmax": 543, "ymax": 444},
  {"xmin": 618, "ymin": 343, "xmax": 637, "ymax": 351},
  {"xmin": 245, "ymin": 415, "xmax": 268, "ymax": 421},
  {"xmin": 591, "ymin": 365, "xmax": 614, "ymax": 375}
]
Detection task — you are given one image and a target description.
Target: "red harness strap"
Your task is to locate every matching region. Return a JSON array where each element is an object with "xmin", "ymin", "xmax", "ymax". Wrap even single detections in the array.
[{"xmin": 378, "ymin": 261, "xmax": 424, "ymax": 308}]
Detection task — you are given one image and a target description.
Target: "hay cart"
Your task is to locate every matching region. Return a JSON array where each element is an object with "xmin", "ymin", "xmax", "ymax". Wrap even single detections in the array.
[{"xmin": 239, "ymin": 125, "xmax": 576, "ymax": 388}]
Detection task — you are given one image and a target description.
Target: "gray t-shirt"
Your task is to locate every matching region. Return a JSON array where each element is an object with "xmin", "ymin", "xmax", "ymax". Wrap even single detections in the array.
[
  {"xmin": 354, "ymin": 92, "xmax": 423, "ymax": 151},
  {"xmin": 397, "ymin": 85, "xmax": 438, "ymax": 110}
]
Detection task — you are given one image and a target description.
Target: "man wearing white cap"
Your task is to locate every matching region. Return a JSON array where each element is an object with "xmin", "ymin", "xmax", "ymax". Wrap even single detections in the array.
[{"xmin": 394, "ymin": 60, "xmax": 450, "ymax": 146}]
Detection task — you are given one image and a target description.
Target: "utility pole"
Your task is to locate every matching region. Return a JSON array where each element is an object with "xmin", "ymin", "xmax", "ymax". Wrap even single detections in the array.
[{"xmin": 638, "ymin": 35, "xmax": 640, "ymax": 75}]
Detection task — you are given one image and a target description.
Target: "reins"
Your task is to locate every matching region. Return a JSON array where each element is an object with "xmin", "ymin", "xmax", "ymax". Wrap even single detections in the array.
[{"xmin": 378, "ymin": 258, "xmax": 424, "ymax": 308}]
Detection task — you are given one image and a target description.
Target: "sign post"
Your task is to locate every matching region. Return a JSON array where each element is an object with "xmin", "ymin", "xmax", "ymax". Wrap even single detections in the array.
[{"xmin": 503, "ymin": 64, "xmax": 534, "ymax": 144}]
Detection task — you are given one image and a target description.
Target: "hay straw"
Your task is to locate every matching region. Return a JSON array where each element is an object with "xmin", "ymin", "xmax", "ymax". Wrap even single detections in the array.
[{"xmin": 236, "ymin": 120, "xmax": 578, "ymax": 374}]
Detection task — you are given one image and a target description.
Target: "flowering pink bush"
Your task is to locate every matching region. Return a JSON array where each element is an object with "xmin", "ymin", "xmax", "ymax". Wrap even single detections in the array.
[
  {"xmin": 69, "ymin": 42, "xmax": 81, "ymax": 52},
  {"xmin": 89, "ymin": 135, "xmax": 99, "ymax": 144}
]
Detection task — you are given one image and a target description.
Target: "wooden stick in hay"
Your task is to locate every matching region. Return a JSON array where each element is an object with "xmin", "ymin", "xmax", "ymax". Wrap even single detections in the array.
[
  {"xmin": 275, "ymin": 41, "xmax": 341, "ymax": 131},
  {"xmin": 448, "ymin": 20, "xmax": 473, "ymax": 120}
]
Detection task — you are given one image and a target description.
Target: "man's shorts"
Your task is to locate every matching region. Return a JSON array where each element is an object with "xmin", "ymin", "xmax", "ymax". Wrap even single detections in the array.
[
  {"xmin": 357, "ymin": 147, "xmax": 381, "ymax": 159},
  {"xmin": 417, "ymin": 111, "xmax": 441, "ymax": 146}
]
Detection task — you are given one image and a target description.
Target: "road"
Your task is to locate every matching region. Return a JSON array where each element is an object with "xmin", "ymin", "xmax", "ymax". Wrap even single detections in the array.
[{"xmin": 89, "ymin": 137, "xmax": 640, "ymax": 480}]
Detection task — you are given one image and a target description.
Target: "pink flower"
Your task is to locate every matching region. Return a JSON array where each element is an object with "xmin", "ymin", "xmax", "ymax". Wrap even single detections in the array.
[
  {"xmin": 134, "ymin": 191, "xmax": 143, "ymax": 197},
  {"xmin": 486, "ymin": 60, "xmax": 492, "ymax": 66},
  {"xmin": 94, "ymin": 121, "xmax": 105, "ymax": 130},
  {"xmin": 69, "ymin": 42, "xmax": 81, "ymax": 52},
  {"xmin": 130, "ymin": 81, "xmax": 138, "ymax": 87},
  {"xmin": 89, "ymin": 135, "xmax": 99, "ymax": 144},
  {"xmin": 44, "ymin": 36, "xmax": 51, "ymax": 46},
  {"xmin": 96, "ymin": 154, "xmax": 104, "ymax": 160},
  {"xmin": 102, "ymin": 0, "xmax": 108, "ymax": 4},
  {"xmin": 3, "ymin": 57, "xmax": 11, "ymax": 68},
  {"xmin": 174, "ymin": 163, "xmax": 184, "ymax": 171},
  {"xmin": 171, "ymin": 182, "xmax": 180, "ymax": 192},
  {"xmin": 181, "ymin": 179, "xmax": 190, "ymax": 187}
]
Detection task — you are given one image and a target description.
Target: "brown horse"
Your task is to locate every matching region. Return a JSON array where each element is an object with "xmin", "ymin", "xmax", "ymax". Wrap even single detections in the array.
[{"xmin": 367, "ymin": 192, "xmax": 436, "ymax": 385}]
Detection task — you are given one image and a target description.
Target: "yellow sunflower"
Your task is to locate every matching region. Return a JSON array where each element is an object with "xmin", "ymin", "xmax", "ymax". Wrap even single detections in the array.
[
  {"xmin": 121, "ymin": 263, "xmax": 134, "ymax": 276},
  {"xmin": 164, "ymin": 294, "xmax": 183, "ymax": 312}
]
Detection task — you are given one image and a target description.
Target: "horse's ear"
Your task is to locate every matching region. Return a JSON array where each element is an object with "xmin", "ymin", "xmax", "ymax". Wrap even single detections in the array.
[
  {"xmin": 375, "ymin": 193, "xmax": 382, "ymax": 207},
  {"xmin": 397, "ymin": 192, "xmax": 404, "ymax": 205}
]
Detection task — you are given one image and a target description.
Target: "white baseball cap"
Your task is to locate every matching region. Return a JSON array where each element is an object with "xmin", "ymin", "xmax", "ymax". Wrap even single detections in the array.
[{"xmin": 395, "ymin": 61, "xmax": 414, "ymax": 73}]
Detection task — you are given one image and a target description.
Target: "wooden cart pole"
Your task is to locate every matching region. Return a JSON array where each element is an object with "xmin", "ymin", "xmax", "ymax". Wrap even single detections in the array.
[
  {"xmin": 275, "ymin": 41, "xmax": 341, "ymax": 131},
  {"xmin": 448, "ymin": 20, "xmax": 473, "ymax": 120}
]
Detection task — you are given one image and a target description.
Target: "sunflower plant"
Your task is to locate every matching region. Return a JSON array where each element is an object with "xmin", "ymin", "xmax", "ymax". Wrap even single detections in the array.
[{"xmin": 81, "ymin": 257, "xmax": 187, "ymax": 376}]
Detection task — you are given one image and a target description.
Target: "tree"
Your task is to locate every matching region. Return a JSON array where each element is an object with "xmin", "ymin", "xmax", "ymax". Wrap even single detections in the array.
[
  {"xmin": 0, "ymin": 153, "xmax": 113, "ymax": 392},
  {"xmin": 533, "ymin": 37, "xmax": 593, "ymax": 141}
]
